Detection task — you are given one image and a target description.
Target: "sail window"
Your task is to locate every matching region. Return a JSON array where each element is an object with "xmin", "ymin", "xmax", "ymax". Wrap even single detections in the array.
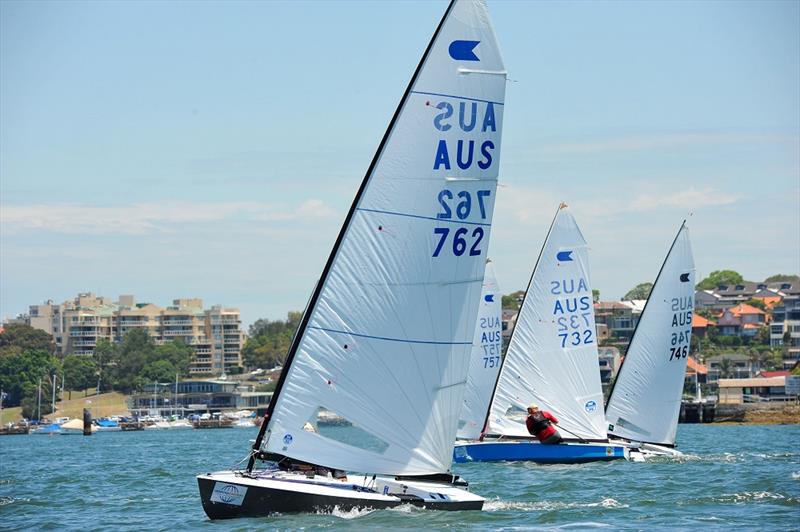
[{"xmin": 311, "ymin": 407, "xmax": 389, "ymax": 455}]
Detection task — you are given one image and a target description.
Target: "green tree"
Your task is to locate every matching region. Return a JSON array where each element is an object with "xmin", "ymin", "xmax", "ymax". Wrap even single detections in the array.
[
  {"xmin": 243, "ymin": 312, "xmax": 303, "ymax": 370},
  {"xmin": 154, "ymin": 340, "xmax": 193, "ymax": 377},
  {"xmin": 112, "ymin": 329, "xmax": 156, "ymax": 393},
  {"xmin": 592, "ymin": 289, "xmax": 600, "ymax": 303},
  {"xmin": 764, "ymin": 274, "xmax": 800, "ymax": 283},
  {"xmin": 93, "ymin": 339, "xmax": 115, "ymax": 392},
  {"xmin": 501, "ymin": 290, "xmax": 525, "ymax": 310},
  {"xmin": 0, "ymin": 324, "xmax": 55, "ymax": 357},
  {"xmin": 623, "ymin": 282, "xmax": 653, "ymax": 301},
  {"xmin": 696, "ymin": 270, "xmax": 744, "ymax": 290},
  {"xmin": 0, "ymin": 349, "xmax": 60, "ymax": 407},
  {"xmin": 718, "ymin": 357, "xmax": 733, "ymax": 378},
  {"xmin": 62, "ymin": 355, "xmax": 97, "ymax": 398},
  {"xmin": 142, "ymin": 360, "xmax": 178, "ymax": 383}
]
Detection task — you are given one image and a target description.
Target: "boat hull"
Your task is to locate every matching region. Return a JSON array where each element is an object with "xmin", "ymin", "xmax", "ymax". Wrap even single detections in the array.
[
  {"xmin": 453, "ymin": 440, "xmax": 627, "ymax": 464},
  {"xmin": 197, "ymin": 470, "xmax": 484, "ymax": 519}
]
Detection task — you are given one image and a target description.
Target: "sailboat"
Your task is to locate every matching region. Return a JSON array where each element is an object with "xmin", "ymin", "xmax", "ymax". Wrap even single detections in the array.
[
  {"xmin": 457, "ymin": 260, "xmax": 502, "ymax": 441},
  {"xmin": 198, "ymin": 0, "xmax": 507, "ymax": 518},
  {"xmin": 605, "ymin": 221, "xmax": 695, "ymax": 461},
  {"xmin": 453, "ymin": 205, "xmax": 627, "ymax": 463}
]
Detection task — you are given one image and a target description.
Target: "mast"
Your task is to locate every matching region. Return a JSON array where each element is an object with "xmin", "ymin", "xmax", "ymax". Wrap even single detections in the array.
[
  {"xmin": 604, "ymin": 220, "xmax": 687, "ymax": 411},
  {"xmin": 247, "ymin": 0, "xmax": 459, "ymax": 472},
  {"xmin": 480, "ymin": 203, "xmax": 565, "ymax": 434}
]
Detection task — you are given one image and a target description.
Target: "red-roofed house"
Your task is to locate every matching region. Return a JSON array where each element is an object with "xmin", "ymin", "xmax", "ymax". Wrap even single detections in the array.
[
  {"xmin": 759, "ymin": 370, "xmax": 789, "ymax": 378},
  {"xmin": 717, "ymin": 303, "xmax": 767, "ymax": 337},
  {"xmin": 692, "ymin": 314, "xmax": 715, "ymax": 338}
]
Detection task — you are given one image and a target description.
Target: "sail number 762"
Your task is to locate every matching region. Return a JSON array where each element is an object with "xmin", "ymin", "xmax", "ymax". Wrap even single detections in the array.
[{"xmin": 432, "ymin": 189, "xmax": 490, "ymax": 258}]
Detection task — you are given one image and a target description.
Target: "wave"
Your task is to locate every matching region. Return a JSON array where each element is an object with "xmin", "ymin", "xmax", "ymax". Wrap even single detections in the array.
[
  {"xmin": 325, "ymin": 505, "xmax": 376, "ymax": 519},
  {"xmin": 484, "ymin": 497, "xmax": 628, "ymax": 512}
]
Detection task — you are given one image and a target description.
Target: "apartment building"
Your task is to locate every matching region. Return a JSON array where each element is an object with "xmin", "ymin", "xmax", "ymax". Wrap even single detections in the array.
[
  {"xmin": 770, "ymin": 295, "xmax": 800, "ymax": 368},
  {"xmin": 23, "ymin": 293, "xmax": 244, "ymax": 376}
]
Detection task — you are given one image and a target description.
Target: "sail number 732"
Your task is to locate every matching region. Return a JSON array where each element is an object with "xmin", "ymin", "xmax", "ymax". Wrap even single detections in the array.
[{"xmin": 432, "ymin": 189, "xmax": 490, "ymax": 257}]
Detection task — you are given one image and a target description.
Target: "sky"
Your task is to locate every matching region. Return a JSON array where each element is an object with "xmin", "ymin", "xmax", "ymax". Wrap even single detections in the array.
[{"xmin": 1, "ymin": 0, "xmax": 798, "ymax": 328}]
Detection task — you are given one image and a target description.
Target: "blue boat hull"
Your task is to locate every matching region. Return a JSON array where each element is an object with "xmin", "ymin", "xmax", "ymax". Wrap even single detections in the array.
[{"xmin": 453, "ymin": 440, "xmax": 627, "ymax": 464}]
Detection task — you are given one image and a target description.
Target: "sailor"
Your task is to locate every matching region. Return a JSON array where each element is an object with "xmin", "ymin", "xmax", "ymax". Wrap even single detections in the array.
[{"xmin": 525, "ymin": 403, "xmax": 563, "ymax": 444}]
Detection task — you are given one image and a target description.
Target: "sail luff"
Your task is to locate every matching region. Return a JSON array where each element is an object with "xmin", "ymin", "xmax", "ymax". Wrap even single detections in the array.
[{"xmin": 248, "ymin": 0, "xmax": 460, "ymax": 471}]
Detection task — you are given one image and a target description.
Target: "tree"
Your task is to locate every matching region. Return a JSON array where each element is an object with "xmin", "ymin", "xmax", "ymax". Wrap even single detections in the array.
[
  {"xmin": 718, "ymin": 357, "xmax": 733, "ymax": 379},
  {"xmin": 0, "ymin": 324, "xmax": 55, "ymax": 357},
  {"xmin": 62, "ymin": 355, "xmax": 97, "ymax": 398},
  {"xmin": 154, "ymin": 340, "xmax": 193, "ymax": 377},
  {"xmin": 501, "ymin": 291, "xmax": 525, "ymax": 310},
  {"xmin": 0, "ymin": 349, "xmax": 60, "ymax": 408},
  {"xmin": 242, "ymin": 312, "xmax": 303, "ymax": 370},
  {"xmin": 623, "ymin": 282, "xmax": 653, "ymax": 301},
  {"xmin": 696, "ymin": 270, "xmax": 744, "ymax": 290},
  {"xmin": 764, "ymin": 274, "xmax": 800, "ymax": 283},
  {"xmin": 93, "ymin": 339, "xmax": 114, "ymax": 392},
  {"xmin": 142, "ymin": 360, "xmax": 178, "ymax": 383},
  {"xmin": 112, "ymin": 329, "xmax": 156, "ymax": 393},
  {"xmin": 592, "ymin": 289, "xmax": 600, "ymax": 303}
]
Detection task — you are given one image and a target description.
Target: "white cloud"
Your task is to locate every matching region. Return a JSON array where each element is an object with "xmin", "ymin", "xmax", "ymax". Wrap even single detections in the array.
[{"xmin": 0, "ymin": 199, "xmax": 338, "ymax": 235}]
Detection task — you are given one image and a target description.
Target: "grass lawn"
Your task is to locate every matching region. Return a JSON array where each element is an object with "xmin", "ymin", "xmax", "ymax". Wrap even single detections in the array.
[{"xmin": 1, "ymin": 390, "xmax": 130, "ymax": 424}]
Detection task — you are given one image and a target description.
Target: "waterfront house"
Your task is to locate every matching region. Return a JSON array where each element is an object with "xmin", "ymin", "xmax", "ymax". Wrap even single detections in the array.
[{"xmin": 718, "ymin": 376, "xmax": 787, "ymax": 404}]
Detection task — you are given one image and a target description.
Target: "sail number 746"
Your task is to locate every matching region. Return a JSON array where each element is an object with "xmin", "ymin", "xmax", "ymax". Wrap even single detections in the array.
[{"xmin": 432, "ymin": 189, "xmax": 490, "ymax": 257}]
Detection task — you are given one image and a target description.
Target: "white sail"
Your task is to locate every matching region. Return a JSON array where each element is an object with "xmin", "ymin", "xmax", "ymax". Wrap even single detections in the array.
[
  {"xmin": 260, "ymin": 0, "xmax": 506, "ymax": 475},
  {"xmin": 487, "ymin": 206, "xmax": 607, "ymax": 441},
  {"xmin": 457, "ymin": 260, "xmax": 502, "ymax": 440},
  {"xmin": 605, "ymin": 223, "xmax": 695, "ymax": 446}
]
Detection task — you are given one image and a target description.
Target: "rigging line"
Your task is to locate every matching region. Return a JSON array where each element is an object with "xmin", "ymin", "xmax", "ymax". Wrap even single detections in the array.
[
  {"xmin": 605, "ymin": 220, "xmax": 687, "ymax": 413},
  {"xmin": 357, "ymin": 207, "xmax": 492, "ymax": 227}
]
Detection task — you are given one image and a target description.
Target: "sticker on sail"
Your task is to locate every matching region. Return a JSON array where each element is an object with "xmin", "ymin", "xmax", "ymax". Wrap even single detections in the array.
[
  {"xmin": 556, "ymin": 250, "xmax": 573, "ymax": 262},
  {"xmin": 584, "ymin": 400, "xmax": 597, "ymax": 413},
  {"xmin": 283, "ymin": 433, "xmax": 293, "ymax": 445},
  {"xmin": 484, "ymin": 294, "xmax": 494, "ymax": 302},
  {"xmin": 680, "ymin": 273, "xmax": 691, "ymax": 282},
  {"xmin": 210, "ymin": 482, "xmax": 247, "ymax": 506},
  {"xmin": 448, "ymin": 40, "xmax": 480, "ymax": 61}
]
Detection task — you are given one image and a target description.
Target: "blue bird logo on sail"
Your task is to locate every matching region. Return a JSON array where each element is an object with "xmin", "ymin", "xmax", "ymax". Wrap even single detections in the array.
[
  {"xmin": 556, "ymin": 250, "xmax": 573, "ymax": 262},
  {"xmin": 449, "ymin": 40, "xmax": 480, "ymax": 61},
  {"xmin": 484, "ymin": 294, "xmax": 494, "ymax": 302}
]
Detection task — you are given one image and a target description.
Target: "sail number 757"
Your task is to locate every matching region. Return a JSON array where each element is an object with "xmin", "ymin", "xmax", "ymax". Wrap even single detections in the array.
[{"xmin": 432, "ymin": 189, "xmax": 490, "ymax": 257}]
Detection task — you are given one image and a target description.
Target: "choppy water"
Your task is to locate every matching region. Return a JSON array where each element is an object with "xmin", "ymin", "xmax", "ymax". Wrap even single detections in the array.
[{"xmin": 1, "ymin": 424, "xmax": 798, "ymax": 530}]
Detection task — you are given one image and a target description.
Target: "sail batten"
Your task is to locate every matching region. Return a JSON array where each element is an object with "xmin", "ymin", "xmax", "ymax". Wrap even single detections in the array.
[
  {"xmin": 256, "ymin": 0, "xmax": 507, "ymax": 476},
  {"xmin": 486, "ymin": 208, "xmax": 607, "ymax": 441}
]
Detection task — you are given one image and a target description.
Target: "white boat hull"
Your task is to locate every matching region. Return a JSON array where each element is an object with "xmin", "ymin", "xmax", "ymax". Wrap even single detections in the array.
[
  {"xmin": 197, "ymin": 470, "xmax": 484, "ymax": 519},
  {"xmin": 610, "ymin": 439, "xmax": 684, "ymax": 462}
]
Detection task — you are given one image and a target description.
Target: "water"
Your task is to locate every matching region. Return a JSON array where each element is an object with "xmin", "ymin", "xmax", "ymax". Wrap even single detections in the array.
[{"xmin": 1, "ymin": 424, "xmax": 798, "ymax": 530}]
